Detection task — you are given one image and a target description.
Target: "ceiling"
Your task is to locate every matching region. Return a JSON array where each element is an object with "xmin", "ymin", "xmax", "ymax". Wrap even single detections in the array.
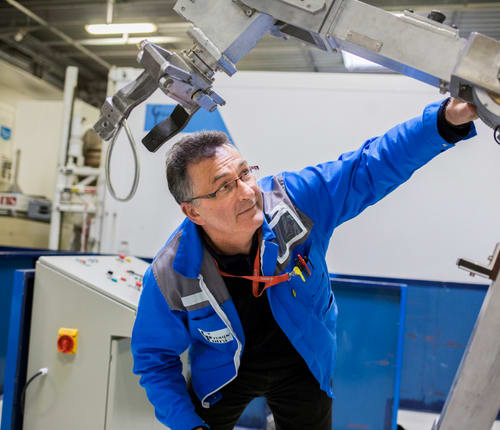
[{"xmin": 1, "ymin": 0, "xmax": 499, "ymax": 107}]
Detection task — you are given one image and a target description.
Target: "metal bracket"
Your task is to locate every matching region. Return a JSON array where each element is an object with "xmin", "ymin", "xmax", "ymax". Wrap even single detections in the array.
[
  {"xmin": 93, "ymin": 71, "xmax": 157, "ymax": 142},
  {"xmin": 232, "ymin": 0, "xmax": 256, "ymax": 17},
  {"xmin": 457, "ymin": 242, "xmax": 500, "ymax": 281},
  {"xmin": 450, "ymin": 33, "xmax": 500, "ymax": 101},
  {"xmin": 276, "ymin": 0, "xmax": 326, "ymax": 13}
]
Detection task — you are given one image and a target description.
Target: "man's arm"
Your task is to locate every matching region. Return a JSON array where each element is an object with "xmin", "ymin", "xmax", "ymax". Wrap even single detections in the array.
[
  {"xmin": 131, "ymin": 267, "xmax": 208, "ymax": 430},
  {"xmin": 281, "ymin": 98, "xmax": 477, "ymax": 239}
]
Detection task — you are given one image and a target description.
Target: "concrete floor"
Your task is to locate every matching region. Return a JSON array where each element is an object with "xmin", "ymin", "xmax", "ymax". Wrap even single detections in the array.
[
  {"xmin": 2, "ymin": 401, "xmax": 499, "ymax": 429},
  {"xmin": 398, "ymin": 410, "xmax": 500, "ymax": 430}
]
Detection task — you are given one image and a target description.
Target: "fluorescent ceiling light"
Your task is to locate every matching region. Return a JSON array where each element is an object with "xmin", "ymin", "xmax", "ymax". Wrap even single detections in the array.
[
  {"xmin": 77, "ymin": 36, "xmax": 180, "ymax": 46},
  {"xmin": 85, "ymin": 23, "xmax": 157, "ymax": 35}
]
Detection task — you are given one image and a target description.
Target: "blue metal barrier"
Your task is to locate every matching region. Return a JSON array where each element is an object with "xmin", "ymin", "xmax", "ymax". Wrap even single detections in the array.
[
  {"xmin": 330, "ymin": 273, "xmax": 494, "ymax": 418},
  {"xmin": 1, "ymin": 269, "xmax": 35, "ymax": 430},
  {"xmin": 332, "ymin": 277, "xmax": 406, "ymax": 430}
]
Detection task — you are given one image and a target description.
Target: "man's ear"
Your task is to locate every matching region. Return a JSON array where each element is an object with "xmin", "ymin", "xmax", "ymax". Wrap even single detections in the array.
[{"xmin": 181, "ymin": 202, "xmax": 205, "ymax": 225}]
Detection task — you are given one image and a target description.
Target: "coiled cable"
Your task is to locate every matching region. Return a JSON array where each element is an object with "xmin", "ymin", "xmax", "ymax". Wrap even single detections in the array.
[{"xmin": 105, "ymin": 118, "xmax": 141, "ymax": 202}]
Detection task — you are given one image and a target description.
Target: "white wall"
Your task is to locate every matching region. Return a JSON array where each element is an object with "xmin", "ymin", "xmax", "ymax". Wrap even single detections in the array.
[
  {"xmin": 0, "ymin": 60, "xmax": 99, "ymax": 199},
  {"xmin": 14, "ymin": 99, "xmax": 99, "ymax": 199},
  {"xmin": 0, "ymin": 61, "xmax": 61, "ymax": 103},
  {"xmin": 0, "ymin": 60, "xmax": 62, "ymax": 179},
  {"xmin": 14, "ymin": 101, "xmax": 63, "ymax": 197},
  {"xmin": 100, "ymin": 70, "xmax": 500, "ymax": 284}
]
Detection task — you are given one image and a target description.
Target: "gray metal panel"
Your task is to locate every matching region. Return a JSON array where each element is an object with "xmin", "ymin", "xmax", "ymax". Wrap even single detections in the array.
[
  {"xmin": 327, "ymin": 0, "xmax": 466, "ymax": 85},
  {"xmin": 106, "ymin": 338, "xmax": 165, "ymax": 430},
  {"xmin": 175, "ymin": 0, "xmax": 275, "ymax": 62}
]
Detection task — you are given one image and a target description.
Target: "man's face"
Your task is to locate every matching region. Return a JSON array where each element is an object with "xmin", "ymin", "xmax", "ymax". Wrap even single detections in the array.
[{"xmin": 182, "ymin": 144, "xmax": 264, "ymax": 242}]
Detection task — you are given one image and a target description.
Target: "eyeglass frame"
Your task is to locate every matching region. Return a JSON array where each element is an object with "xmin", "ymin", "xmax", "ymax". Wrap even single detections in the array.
[{"xmin": 183, "ymin": 165, "xmax": 260, "ymax": 203}]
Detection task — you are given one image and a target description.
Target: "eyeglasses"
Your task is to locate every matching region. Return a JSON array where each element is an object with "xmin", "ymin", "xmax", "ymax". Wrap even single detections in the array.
[{"xmin": 184, "ymin": 165, "xmax": 259, "ymax": 203}]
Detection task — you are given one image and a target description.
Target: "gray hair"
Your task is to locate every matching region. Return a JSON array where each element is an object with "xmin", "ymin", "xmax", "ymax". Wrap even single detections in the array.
[{"xmin": 166, "ymin": 131, "xmax": 233, "ymax": 204}]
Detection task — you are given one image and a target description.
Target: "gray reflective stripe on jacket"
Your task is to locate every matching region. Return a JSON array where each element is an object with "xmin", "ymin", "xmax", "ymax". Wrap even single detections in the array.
[{"xmin": 152, "ymin": 230, "xmax": 230, "ymax": 312}]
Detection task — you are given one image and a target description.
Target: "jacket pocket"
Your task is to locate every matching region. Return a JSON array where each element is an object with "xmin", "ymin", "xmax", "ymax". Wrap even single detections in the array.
[
  {"xmin": 289, "ymin": 247, "xmax": 325, "ymax": 307},
  {"xmin": 322, "ymin": 291, "xmax": 338, "ymax": 334},
  {"xmin": 323, "ymin": 290, "xmax": 337, "ymax": 317},
  {"xmin": 188, "ymin": 311, "xmax": 235, "ymax": 350}
]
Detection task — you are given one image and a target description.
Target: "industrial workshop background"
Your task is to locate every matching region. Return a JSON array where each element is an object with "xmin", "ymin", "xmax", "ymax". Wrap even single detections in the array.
[{"xmin": 0, "ymin": 1, "xmax": 500, "ymax": 430}]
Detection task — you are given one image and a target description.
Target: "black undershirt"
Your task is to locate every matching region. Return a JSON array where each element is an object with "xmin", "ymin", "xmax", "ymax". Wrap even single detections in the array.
[
  {"xmin": 200, "ymin": 229, "xmax": 303, "ymax": 370},
  {"xmin": 197, "ymin": 106, "xmax": 470, "ymax": 371}
]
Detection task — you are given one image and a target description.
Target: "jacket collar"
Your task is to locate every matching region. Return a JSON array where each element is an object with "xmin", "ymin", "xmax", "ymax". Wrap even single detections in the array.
[
  {"xmin": 172, "ymin": 210, "xmax": 277, "ymax": 279},
  {"xmin": 172, "ymin": 218, "xmax": 204, "ymax": 279},
  {"xmin": 260, "ymin": 213, "xmax": 279, "ymax": 276}
]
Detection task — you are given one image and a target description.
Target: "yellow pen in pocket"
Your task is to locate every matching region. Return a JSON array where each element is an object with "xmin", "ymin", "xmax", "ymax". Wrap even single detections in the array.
[{"xmin": 293, "ymin": 266, "xmax": 306, "ymax": 282}]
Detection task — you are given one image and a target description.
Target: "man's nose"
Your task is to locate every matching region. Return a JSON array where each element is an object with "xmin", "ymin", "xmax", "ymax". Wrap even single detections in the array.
[{"xmin": 236, "ymin": 179, "xmax": 254, "ymax": 199}]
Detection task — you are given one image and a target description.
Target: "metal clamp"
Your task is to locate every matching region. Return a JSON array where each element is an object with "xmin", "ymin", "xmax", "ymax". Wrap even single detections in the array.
[
  {"xmin": 94, "ymin": 70, "xmax": 158, "ymax": 142},
  {"xmin": 95, "ymin": 41, "xmax": 226, "ymax": 154},
  {"xmin": 457, "ymin": 242, "xmax": 500, "ymax": 281}
]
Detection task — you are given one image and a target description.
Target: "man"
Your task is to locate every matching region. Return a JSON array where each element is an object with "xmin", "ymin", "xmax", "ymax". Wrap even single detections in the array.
[{"xmin": 131, "ymin": 98, "xmax": 478, "ymax": 430}]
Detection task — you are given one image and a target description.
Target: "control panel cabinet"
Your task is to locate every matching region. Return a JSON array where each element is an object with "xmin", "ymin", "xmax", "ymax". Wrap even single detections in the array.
[{"xmin": 23, "ymin": 255, "xmax": 166, "ymax": 430}]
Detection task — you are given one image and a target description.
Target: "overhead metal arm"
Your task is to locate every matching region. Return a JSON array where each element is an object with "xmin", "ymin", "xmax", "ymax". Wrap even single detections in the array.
[
  {"xmin": 94, "ymin": 0, "xmax": 500, "ymax": 152},
  {"xmin": 243, "ymin": 0, "xmax": 500, "ymax": 127}
]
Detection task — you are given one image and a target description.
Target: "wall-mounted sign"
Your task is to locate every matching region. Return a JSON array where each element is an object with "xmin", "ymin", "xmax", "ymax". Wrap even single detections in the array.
[{"xmin": 1, "ymin": 125, "xmax": 12, "ymax": 141}]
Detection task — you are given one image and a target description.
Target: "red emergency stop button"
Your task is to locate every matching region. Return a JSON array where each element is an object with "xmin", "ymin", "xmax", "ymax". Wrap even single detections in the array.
[
  {"xmin": 57, "ymin": 328, "xmax": 78, "ymax": 354},
  {"xmin": 57, "ymin": 335, "xmax": 74, "ymax": 353}
]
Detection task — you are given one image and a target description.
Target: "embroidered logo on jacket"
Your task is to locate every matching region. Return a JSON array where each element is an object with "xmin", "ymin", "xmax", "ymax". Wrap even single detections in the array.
[{"xmin": 198, "ymin": 328, "xmax": 234, "ymax": 344}]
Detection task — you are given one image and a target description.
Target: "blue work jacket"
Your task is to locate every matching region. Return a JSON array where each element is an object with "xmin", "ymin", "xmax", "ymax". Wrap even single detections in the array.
[{"xmin": 131, "ymin": 100, "xmax": 476, "ymax": 430}]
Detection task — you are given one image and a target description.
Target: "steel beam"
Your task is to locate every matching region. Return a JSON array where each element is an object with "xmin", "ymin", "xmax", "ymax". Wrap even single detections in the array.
[{"xmin": 433, "ymin": 244, "xmax": 500, "ymax": 430}]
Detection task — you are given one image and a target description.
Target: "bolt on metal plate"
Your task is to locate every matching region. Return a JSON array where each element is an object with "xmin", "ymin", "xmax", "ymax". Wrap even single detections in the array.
[{"xmin": 276, "ymin": 0, "xmax": 326, "ymax": 13}]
